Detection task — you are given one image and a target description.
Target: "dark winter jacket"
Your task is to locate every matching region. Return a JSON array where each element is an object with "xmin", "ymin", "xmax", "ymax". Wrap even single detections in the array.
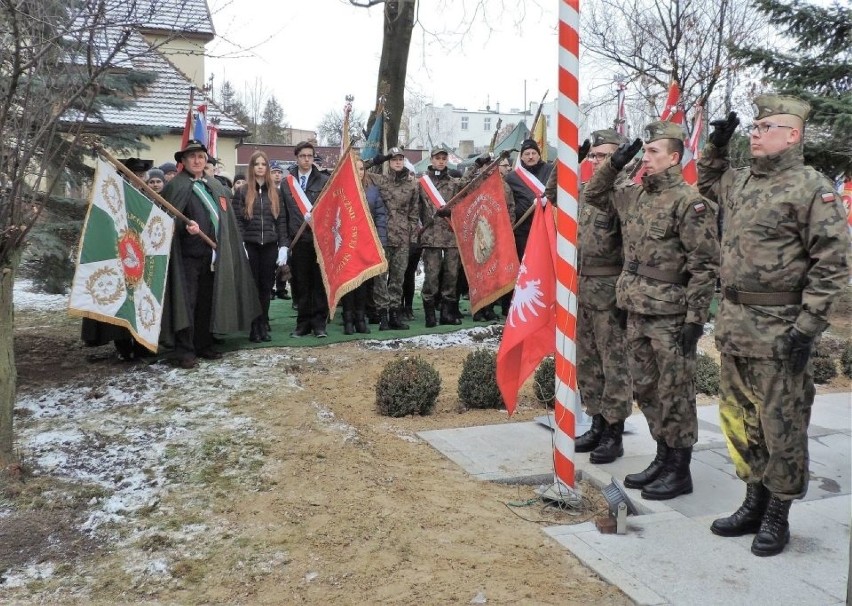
[
  {"xmin": 279, "ymin": 165, "xmax": 330, "ymax": 246},
  {"xmin": 232, "ymin": 182, "xmax": 286, "ymax": 246},
  {"xmin": 365, "ymin": 182, "xmax": 388, "ymax": 246},
  {"xmin": 505, "ymin": 160, "xmax": 554, "ymax": 242}
]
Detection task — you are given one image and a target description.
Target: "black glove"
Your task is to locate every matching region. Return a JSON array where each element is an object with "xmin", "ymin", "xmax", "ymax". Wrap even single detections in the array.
[
  {"xmin": 708, "ymin": 111, "xmax": 740, "ymax": 148},
  {"xmin": 434, "ymin": 206, "xmax": 451, "ymax": 218},
  {"xmin": 474, "ymin": 154, "xmax": 491, "ymax": 168},
  {"xmin": 677, "ymin": 323, "xmax": 704, "ymax": 356},
  {"xmin": 499, "ymin": 149, "xmax": 512, "ymax": 160},
  {"xmin": 611, "ymin": 138, "xmax": 643, "ymax": 171},
  {"xmin": 612, "ymin": 307, "xmax": 628, "ymax": 330},
  {"xmin": 786, "ymin": 327, "xmax": 814, "ymax": 374},
  {"xmin": 578, "ymin": 139, "xmax": 591, "ymax": 164}
]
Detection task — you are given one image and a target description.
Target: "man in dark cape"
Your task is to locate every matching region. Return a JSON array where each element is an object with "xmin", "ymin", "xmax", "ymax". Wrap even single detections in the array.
[{"xmin": 159, "ymin": 140, "xmax": 260, "ymax": 367}]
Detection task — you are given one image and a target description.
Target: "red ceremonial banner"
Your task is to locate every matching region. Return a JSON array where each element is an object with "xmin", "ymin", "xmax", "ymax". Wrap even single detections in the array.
[
  {"xmin": 450, "ymin": 170, "xmax": 520, "ymax": 315},
  {"xmin": 496, "ymin": 199, "xmax": 557, "ymax": 415},
  {"xmin": 312, "ymin": 151, "xmax": 388, "ymax": 316}
]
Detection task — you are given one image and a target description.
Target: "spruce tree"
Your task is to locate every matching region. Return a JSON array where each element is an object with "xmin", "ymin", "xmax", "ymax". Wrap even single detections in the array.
[{"xmin": 732, "ymin": 0, "xmax": 852, "ymax": 178}]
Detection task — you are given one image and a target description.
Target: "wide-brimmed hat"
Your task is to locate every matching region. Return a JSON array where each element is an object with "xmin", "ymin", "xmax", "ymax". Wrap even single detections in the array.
[
  {"xmin": 174, "ymin": 139, "xmax": 208, "ymax": 163},
  {"xmin": 121, "ymin": 157, "xmax": 153, "ymax": 173}
]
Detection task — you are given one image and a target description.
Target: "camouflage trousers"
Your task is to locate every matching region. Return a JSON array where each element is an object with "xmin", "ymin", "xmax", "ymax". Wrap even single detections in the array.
[
  {"xmin": 627, "ymin": 313, "xmax": 697, "ymax": 448},
  {"xmin": 577, "ymin": 306, "xmax": 632, "ymax": 424},
  {"xmin": 373, "ymin": 245, "xmax": 409, "ymax": 311},
  {"xmin": 719, "ymin": 354, "xmax": 814, "ymax": 500},
  {"xmin": 421, "ymin": 247, "xmax": 460, "ymax": 303}
]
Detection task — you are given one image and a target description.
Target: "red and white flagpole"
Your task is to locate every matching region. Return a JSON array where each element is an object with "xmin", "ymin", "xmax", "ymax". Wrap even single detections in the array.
[{"xmin": 553, "ymin": 0, "xmax": 581, "ymax": 492}]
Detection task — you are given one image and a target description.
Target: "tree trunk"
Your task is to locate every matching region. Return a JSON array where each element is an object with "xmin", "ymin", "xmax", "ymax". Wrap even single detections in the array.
[
  {"xmin": 0, "ymin": 254, "xmax": 19, "ymax": 466},
  {"xmin": 375, "ymin": 0, "xmax": 415, "ymax": 150}
]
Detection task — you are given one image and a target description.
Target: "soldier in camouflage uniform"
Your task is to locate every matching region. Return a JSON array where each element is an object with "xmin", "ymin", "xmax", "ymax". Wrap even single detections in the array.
[
  {"xmin": 584, "ymin": 122, "xmax": 720, "ymax": 500},
  {"xmin": 697, "ymin": 95, "xmax": 849, "ymax": 556},
  {"xmin": 545, "ymin": 130, "xmax": 634, "ymax": 464},
  {"xmin": 365, "ymin": 147, "xmax": 420, "ymax": 330},
  {"xmin": 419, "ymin": 148, "xmax": 465, "ymax": 327}
]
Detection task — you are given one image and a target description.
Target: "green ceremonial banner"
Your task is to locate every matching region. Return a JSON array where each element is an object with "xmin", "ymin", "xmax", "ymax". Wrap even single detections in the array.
[{"xmin": 68, "ymin": 157, "xmax": 174, "ymax": 352}]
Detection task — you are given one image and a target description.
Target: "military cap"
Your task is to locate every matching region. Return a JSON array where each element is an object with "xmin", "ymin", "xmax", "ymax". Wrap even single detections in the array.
[
  {"xmin": 752, "ymin": 94, "xmax": 811, "ymax": 121},
  {"xmin": 388, "ymin": 147, "xmax": 405, "ymax": 158},
  {"xmin": 643, "ymin": 121, "xmax": 686, "ymax": 143},
  {"xmin": 430, "ymin": 147, "xmax": 448, "ymax": 157},
  {"xmin": 591, "ymin": 129, "xmax": 626, "ymax": 148},
  {"xmin": 270, "ymin": 161, "xmax": 284, "ymax": 173},
  {"xmin": 173, "ymin": 139, "xmax": 208, "ymax": 162}
]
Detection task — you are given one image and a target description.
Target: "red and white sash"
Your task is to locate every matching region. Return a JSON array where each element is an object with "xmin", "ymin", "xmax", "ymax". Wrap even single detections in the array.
[
  {"xmin": 286, "ymin": 174, "xmax": 314, "ymax": 219},
  {"xmin": 419, "ymin": 174, "xmax": 447, "ymax": 210},
  {"xmin": 514, "ymin": 164, "xmax": 545, "ymax": 199}
]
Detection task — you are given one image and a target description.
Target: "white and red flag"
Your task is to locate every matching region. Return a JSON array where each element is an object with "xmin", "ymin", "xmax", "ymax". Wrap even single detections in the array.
[
  {"xmin": 496, "ymin": 197, "xmax": 557, "ymax": 415},
  {"xmin": 681, "ymin": 105, "xmax": 704, "ymax": 185},
  {"xmin": 312, "ymin": 151, "xmax": 388, "ymax": 315},
  {"xmin": 286, "ymin": 174, "xmax": 314, "ymax": 219},
  {"xmin": 633, "ymin": 80, "xmax": 684, "ymax": 184}
]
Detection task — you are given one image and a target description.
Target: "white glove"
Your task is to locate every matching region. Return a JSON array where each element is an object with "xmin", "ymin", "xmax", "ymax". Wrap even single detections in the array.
[
  {"xmin": 210, "ymin": 249, "xmax": 217, "ymax": 272},
  {"xmin": 243, "ymin": 243, "xmax": 249, "ymax": 258},
  {"xmin": 303, "ymin": 211, "xmax": 312, "ymax": 223},
  {"xmin": 277, "ymin": 246, "xmax": 289, "ymax": 267}
]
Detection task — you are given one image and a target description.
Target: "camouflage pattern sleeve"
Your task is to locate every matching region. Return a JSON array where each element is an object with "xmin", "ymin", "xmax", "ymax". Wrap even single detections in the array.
[
  {"xmin": 678, "ymin": 193, "xmax": 721, "ymax": 324},
  {"xmin": 583, "ymin": 160, "xmax": 619, "ymax": 211},
  {"xmin": 696, "ymin": 142, "xmax": 730, "ymax": 204},
  {"xmin": 794, "ymin": 183, "xmax": 850, "ymax": 336},
  {"xmin": 408, "ymin": 186, "xmax": 421, "ymax": 245}
]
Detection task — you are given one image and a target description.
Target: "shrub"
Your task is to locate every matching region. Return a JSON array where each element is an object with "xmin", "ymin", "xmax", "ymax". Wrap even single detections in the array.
[
  {"xmin": 695, "ymin": 353, "xmax": 720, "ymax": 395},
  {"xmin": 375, "ymin": 356, "xmax": 441, "ymax": 417},
  {"xmin": 812, "ymin": 357, "xmax": 837, "ymax": 384},
  {"xmin": 533, "ymin": 356, "xmax": 555, "ymax": 408},
  {"xmin": 841, "ymin": 341, "xmax": 852, "ymax": 379},
  {"xmin": 458, "ymin": 349, "xmax": 503, "ymax": 409}
]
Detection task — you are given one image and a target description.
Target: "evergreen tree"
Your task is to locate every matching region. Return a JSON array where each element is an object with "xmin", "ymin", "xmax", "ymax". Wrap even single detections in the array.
[
  {"xmin": 219, "ymin": 79, "xmax": 252, "ymax": 135},
  {"xmin": 258, "ymin": 96, "xmax": 287, "ymax": 143},
  {"xmin": 732, "ymin": 0, "xmax": 852, "ymax": 177}
]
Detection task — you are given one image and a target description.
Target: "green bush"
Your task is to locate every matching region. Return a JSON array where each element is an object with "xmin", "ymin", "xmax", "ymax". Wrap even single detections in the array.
[
  {"xmin": 533, "ymin": 356, "xmax": 555, "ymax": 408},
  {"xmin": 375, "ymin": 356, "xmax": 441, "ymax": 417},
  {"xmin": 458, "ymin": 349, "xmax": 503, "ymax": 409},
  {"xmin": 695, "ymin": 353, "xmax": 720, "ymax": 395},
  {"xmin": 841, "ymin": 341, "xmax": 852, "ymax": 379},
  {"xmin": 812, "ymin": 357, "xmax": 837, "ymax": 384}
]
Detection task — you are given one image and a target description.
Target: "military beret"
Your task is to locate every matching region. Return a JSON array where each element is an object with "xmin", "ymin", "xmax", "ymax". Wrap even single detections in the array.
[
  {"xmin": 591, "ymin": 129, "xmax": 626, "ymax": 148},
  {"xmin": 643, "ymin": 121, "xmax": 686, "ymax": 143},
  {"xmin": 752, "ymin": 94, "xmax": 811, "ymax": 121},
  {"xmin": 430, "ymin": 147, "xmax": 448, "ymax": 157}
]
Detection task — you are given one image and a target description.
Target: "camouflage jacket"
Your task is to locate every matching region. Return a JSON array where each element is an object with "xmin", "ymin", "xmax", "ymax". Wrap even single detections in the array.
[
  {"xmin": 418, "ymin": 166, "xmax": 462, "ymax": 248},
  {"xmin": 585, "ymin": 161, "xmax": 720, "ymax": 323},
  {"xmin": 367, "ymin": 167, "xmax": 420, "ymax": 247},
  {"xmin": 545, "ymin": 166, "xmax": 625, "ymax": 310},
  {"xmin": 698, "ymin": 143, "xmax": 849, "ymax": 358}
]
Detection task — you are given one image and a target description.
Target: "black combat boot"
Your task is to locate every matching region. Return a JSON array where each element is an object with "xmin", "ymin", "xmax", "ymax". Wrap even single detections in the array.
[
  {"xmin": 589, "ymin": 420, "xmax": 624, "ymax": 464},
  {"xmin": 403, "ymin": 305, "xmax": 414, "ymax": 321},
  {"xmin": 378, "ymin": 309, "xmax": 390, "ymax": 331},
  {"xmin": 389, "ymin": 308, "xmax": 409, "ymax": 330},
  {"xmin": 483, "ymin": 306, "xmax": 498, "ymax": 321},
  {"xmin": 711, "ymin": 483, "xmax": 770, "ymax": 537},
  {"xmin": 473, "ymin": 309, "xmax": 487, "ymax": 321},
  {"xmin": 249, "ymin": 319, "xmax": 262, "ymax": 344},
  {"xmin": 342, "ymin": 311, "xmax": 355, "ymax": 335},
  {"xmin": 624, "ymin": 441, "xmax": 670, "ymax": 489},
  {"xmin": 423, "ymin": 301, "xmax": 437, "ymax": 328},
  {"xmin": 354, "ymin": 312, "xmax": 370, "ymax": 334},
  {"xmin": 751, "ymin": 496, "xmax": 792, "ymax": 557},
  {"xmin": 575, "ymin": 414, "xmax": 606, "ymax": 453},
  {"xmin": 451, "ymin": 299, "xmax": 465, "ymax": 320},
  {"xmin": 440, "ymin": 301, "xmax": 462, "ymax": 325},
  {"xmin": 641, "ymin": 446, "xmax": 693, "ymax": 500}
]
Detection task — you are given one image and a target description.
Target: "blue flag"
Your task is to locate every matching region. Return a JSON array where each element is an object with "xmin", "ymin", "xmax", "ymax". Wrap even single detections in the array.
[
  {"xmin": 361, "ymin": 113, "xmax": 383, "ymax": 162},
  {"xmin": 193, "ymin": 105, "xmax": 208, "ymax": 145}
]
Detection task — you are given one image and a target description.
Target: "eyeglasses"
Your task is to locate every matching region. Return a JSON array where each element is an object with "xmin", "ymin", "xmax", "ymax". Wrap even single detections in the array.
[
  {"xmin": 297, "ymin": 154, "xmax": 314, "ymax": 159},
  {"xmin": 587, "ymin": 152, "xmax": 609, "ymax": 161},
  {"xmin": 498, "ymin": 164, "xmax": 511, "ymax": 169},
  {"xmin": 749, "ymin": 123, "xmax": 794, "ymax": 135}
]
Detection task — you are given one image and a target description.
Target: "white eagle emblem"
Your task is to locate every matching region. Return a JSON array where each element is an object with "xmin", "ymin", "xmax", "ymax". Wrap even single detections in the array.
[
  {"xmin": 508, "ymin": 262, "xmax": 548, "ymax": 327},
  {"xmin": 332, "ymin": 207, "xmax": 343, "ymax": 252}
]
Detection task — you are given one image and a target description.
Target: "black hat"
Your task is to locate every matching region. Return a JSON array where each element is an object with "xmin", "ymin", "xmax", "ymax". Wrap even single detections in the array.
[
  {"xmin": 520, "ymin": 139, "xmax": 540, "ymax": 154},
  {"xmin": 234, "ymin": 173, "xmax": 246, "ymax": 182},
  {"xmin": 158, "ymin": 162, "xmax": 177, "ymax": 174},
  {"xmin": 121, "ymin": 157, "xmax": 153, "ymax": 173},
  {"xmin": 174, "ymin": 139, "xmax": 208, "ymax": 163}
]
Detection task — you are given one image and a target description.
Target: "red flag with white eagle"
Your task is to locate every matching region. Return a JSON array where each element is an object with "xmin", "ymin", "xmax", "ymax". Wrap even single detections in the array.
[
  {"xmin": 496, "ymin": 197, "xmax": 557, "ymax": 415},
  {"xmin": 312, "ymin": 151, "xmax": 388, "ymax": 316},
  {"xmin": 450, "ymin": 169, "xmax": 519, "ymax": 315}
]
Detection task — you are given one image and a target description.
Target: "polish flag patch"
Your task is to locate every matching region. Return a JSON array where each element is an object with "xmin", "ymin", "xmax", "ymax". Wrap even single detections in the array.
[
  {"xmin": 821, "ymin": 192, "xmax": 836, "ymax": 203},
  {"xmin": 693, "ymin": 201, "xmax": 706, "ymax": 214}
]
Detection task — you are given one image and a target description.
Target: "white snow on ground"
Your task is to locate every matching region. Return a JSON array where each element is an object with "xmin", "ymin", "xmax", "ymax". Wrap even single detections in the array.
[
  {"xmin": 12, "ymin": 279, "xmax": 68, "ymax": 312},
  {"xmin": 363, "ymin": 324, "xmax": 503, "ymax": 350}
]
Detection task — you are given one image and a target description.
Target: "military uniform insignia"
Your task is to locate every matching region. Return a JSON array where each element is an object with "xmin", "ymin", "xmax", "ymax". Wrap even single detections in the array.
[
  {"xmin": 219, "ymin": 196, "xmax": 228, "ymax": 211},
  {"xmin": 821, "ymin": 192, "xmax": 836, "ymax": 203},
  {"xmin": 693, "ymin": 201, "xmax": 706, "ymax": 214}
]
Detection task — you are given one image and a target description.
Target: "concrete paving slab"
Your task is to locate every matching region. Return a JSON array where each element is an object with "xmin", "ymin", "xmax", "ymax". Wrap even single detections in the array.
[
  {"xmin": 417, "ymin": 422, "xmax": 553, "ymax": 482},
  {"xmin": 805, "ymin": 431, "xmax": 851, "ymax": 500},
  {"xmin": 797, "ymin": 493, "xmax": 851, "ymax": 527}
]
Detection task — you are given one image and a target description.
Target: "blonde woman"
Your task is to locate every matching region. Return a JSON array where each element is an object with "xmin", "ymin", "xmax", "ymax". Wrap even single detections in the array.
[{"xmin": 233, "ymin": 151, "xmax": 287, "ymax": 342}]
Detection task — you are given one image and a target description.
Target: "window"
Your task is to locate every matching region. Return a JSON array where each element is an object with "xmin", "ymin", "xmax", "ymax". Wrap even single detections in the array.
[
  {"xmin": 484, "ymin": 117, "xmax": 491, "ymax": 130},
  {"xmin": 461, "ymin": 116, "xmax": 468, "ymax": 130}
]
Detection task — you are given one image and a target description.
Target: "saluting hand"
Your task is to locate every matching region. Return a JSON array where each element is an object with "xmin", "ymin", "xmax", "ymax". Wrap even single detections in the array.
[
  {"xmin": 611, "ymin": 138, "xmax": 643, "ymax": 171},
  {"xmin": 578, "ymin": 139, "xmax": 591, "ymax": 164},
  {"xmin": 708, "ymin": 111, "xmax": 740, "ymax": 148}
]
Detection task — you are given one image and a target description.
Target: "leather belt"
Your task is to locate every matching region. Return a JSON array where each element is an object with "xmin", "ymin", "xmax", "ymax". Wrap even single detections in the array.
[
  {"xmin": 580, "ymin": 265, "xmax": 621, "ymax": 277},
  {"xmin": 623, "ymin": 260, "xmax": 688, "ymax": 285},
  {"xmin": 723, "ymin": 286, "xmax": 802, "ymax": 306}
]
